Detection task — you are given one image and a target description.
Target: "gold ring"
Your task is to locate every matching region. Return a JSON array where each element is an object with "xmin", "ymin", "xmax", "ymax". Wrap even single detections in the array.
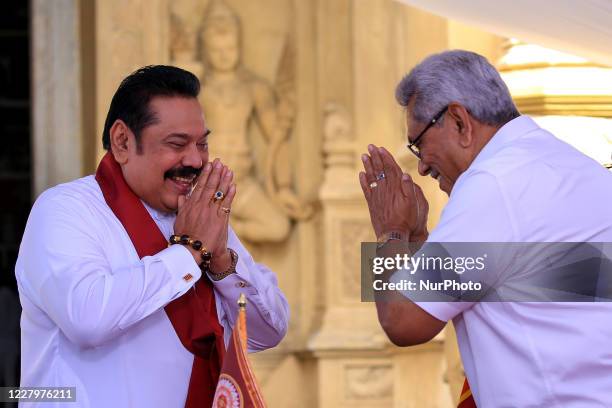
[
  {"xmin": 213, "ymin": 190, "xmax": 224, "ymax": 201},
  {"xmin": 369, "ymin": 182, "xmax": 378, "ymax": 188},
  {"xmin": 221, "ymin": 207, "xmax": 231, "ymax": 214}
]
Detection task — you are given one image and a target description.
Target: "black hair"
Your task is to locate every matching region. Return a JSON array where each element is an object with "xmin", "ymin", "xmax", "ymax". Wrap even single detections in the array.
[{"xmin": 102, "ymin": 65, "xmax": 200, "ymax": 150}]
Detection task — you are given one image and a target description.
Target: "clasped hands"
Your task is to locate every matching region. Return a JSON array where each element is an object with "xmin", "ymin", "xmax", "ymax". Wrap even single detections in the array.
[
  {"xmin": 359, "ymin": 145, "xmax": 429, "ymax": 242},
  {"xmin": 174, "ymin": 158, "xmax": 236, "ymax": 273}
]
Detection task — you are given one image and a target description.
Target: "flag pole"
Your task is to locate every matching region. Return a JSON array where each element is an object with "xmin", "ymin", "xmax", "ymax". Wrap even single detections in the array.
[{"xmin": 237, "ymin": 293, "xmax": 247, "ymax": 351}]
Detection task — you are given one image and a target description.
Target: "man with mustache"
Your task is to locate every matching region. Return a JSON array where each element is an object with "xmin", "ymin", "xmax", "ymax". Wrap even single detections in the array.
[
  {"xmin": 16, "ymin": 65, "xmax": 289, "ymax": 407},
  {"xmin": 360, "ymin": 50, "xmax": 612, "ymax": 407}
]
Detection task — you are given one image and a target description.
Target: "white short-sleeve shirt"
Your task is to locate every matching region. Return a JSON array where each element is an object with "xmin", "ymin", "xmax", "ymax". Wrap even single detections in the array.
[{"xmin": 404, "ymin": 116, "xmax": 612, "ymax": 407}]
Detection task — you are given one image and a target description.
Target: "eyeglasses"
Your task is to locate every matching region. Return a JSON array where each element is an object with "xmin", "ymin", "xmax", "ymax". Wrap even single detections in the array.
[{"xmin": 406, "ymin": 106, "xmax": 448, "ymax": 159}]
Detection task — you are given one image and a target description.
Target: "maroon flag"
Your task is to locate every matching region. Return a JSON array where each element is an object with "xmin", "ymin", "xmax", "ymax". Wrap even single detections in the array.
[
  {"xmin": 213, "ymin": 294, "xmax": 267, "ymax": 408},
  {"xmin": 457, "ymin": 378, "xmax": 477, "ymax": 408}
]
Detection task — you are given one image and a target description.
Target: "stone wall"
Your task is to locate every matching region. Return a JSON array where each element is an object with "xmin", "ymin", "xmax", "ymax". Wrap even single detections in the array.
[{"xmin": 32, "ymin": 1, "xmax": 507, "ymax": 405}]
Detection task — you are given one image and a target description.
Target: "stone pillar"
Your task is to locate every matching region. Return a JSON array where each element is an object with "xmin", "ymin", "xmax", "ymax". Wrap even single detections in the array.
[
  {"xmin": 311, "ymin": 100, "xmax": 389, "ymax": 406},
  {"xmin": 32, "ymin": 0, "xmax": 83, "ymax": 196},
  {"xmin": 311, "ymin": 97, "xmax": 452, "ymax": 406}
]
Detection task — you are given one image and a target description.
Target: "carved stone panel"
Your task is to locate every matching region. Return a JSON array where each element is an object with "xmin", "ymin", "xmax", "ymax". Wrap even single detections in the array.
[
  {"xmin": 168, "ymin": 0, "xmax": 312, "ymax": 243},
  {"xmin": 344, "ymin": 364, "xmax": 394, "ymax": 401},
  {"xmin": 340, "ymin": 220, "xmax": 373, "ymax": 301}
]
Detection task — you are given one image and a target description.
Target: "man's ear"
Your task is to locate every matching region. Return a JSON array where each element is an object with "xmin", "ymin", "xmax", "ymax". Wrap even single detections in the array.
[
  {"xmin": 447, "ymin": 102, "xmax": 473, "ymax": 148},
  {"xmin": 109, "ymin": 120, "xmax": 131, "ymax": 164}
]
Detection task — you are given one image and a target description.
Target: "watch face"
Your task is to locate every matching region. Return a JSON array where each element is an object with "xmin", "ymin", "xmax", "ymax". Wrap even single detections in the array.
[
  {"xmin": 377, "ymin": 232, "xmax": 403, "ymax": 243},
  {"xmin": 377, "ymin": 233, "xmax": 390, "ymax": 243}
]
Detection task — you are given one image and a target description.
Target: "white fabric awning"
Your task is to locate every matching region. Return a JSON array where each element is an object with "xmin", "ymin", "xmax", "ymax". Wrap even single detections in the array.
[{"xmin": 394, "ymin": 0, "xmax": 612, "ymax": 66}]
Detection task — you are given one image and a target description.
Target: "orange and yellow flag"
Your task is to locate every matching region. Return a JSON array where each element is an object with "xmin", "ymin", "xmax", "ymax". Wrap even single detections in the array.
[{"xmin": 212, "ymin": 294, "xmax": 267, "ymax": 408}]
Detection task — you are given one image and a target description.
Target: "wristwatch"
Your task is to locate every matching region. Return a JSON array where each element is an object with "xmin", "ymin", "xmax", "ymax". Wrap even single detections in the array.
[
  {"xmin": 376, "ymin": 231, "xmax": 407, "ymax": 249},
  {"xmin": 208, "ymin": 248, "xmax": 239, "ymax": 281}
]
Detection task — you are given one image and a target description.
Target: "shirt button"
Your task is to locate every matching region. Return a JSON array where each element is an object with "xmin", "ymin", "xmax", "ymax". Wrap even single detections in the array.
[
  {"xmin": 235, "ymin": 281, "xmax": 247, "ymax": 288},
  {"xmin": 183, "ymin": 273, "xmax": 193, "ymax": 282}
]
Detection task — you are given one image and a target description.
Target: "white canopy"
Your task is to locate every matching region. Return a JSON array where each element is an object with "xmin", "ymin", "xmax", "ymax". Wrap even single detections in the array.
[{"xmin": 394, "ymin": 0, "xmax": 612, "ymax": 66}]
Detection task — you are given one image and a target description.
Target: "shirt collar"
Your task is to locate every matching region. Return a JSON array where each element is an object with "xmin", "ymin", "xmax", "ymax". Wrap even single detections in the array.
[
  {"xmin": 141, "ymin": 200, "xmax": 176, "ymax": 222},
  {"xmin": 448, "ymin": 115, "xmax": 539, "ymax": 198},
  {"xmin": 469, "ymin": 115, "xmax": 539, "ymax": 168}
]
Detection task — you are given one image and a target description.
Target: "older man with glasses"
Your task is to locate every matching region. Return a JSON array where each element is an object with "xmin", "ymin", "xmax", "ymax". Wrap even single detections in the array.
[{"xmin": 359, "ymin": 50, "xmax": 612, "ymax": 407}]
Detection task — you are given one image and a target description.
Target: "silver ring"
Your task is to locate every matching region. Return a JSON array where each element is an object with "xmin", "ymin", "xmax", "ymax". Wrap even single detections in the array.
[
  {"xmin": 369, "ymin": 181, "xmax": 378, "ymax": 188},
  {"xmin": 376, "ymin": 172, "xmax": 386, "ymax": 181},
  {"xmin": 213, "ymin": 190, "xmax": 225, "ymax": 201}
]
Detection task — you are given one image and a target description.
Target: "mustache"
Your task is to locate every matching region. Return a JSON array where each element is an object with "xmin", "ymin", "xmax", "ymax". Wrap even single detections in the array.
[{"xmin": 164, "ymin": 166, "xmax": 202, "ymax": 180}]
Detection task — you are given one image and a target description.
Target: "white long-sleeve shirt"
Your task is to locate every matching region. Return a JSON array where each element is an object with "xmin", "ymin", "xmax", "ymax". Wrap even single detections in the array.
[{"xmin": 15, "ymin": 175, "xmax": 289, "ymax": 407}]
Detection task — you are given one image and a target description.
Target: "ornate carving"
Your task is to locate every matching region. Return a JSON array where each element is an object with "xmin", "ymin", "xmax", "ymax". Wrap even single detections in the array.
[
  {"xmin": 345, "ymin": 364, "xmax": 393, "ymax": 400},
  {"xmin": 169, "ymin": 0, "xmax": 209, "ymax": 79},
  {"xmin": 340, "ymin": 220, "xmax": 373, "ymax": 300},
  {"xmin": 320, "ymin": 102, "xmax": 362, "ymax": 201},
  {"xmin": 322, "ymin": 102, "xmax": 353, "ymax": 172},
  {"xmin": 190, "ymin": 0, "xmax": 311, "ymax": 243}
]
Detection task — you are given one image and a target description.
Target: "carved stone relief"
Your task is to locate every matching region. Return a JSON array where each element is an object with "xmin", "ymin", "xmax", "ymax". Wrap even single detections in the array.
[
  {"xmin": 169, "ymin": 0, "xmax": 312, "ymax": 243},
  {"xmin": 344, "ymin": 364, "xmax": 393, "ymax": 400},
  {"xmin": 169, "ymin": 0, "xmax": 207, "ymax": 68},
  {"xmin": 340, "ymin": 220, "xmax": 373, "ymax": 301},
  {"xmin": 322, "ymin": 102, "xmax": 354, "ymax": 180}
]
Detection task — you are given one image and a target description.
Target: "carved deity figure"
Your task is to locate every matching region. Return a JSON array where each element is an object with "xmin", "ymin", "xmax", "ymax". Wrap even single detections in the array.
[{"xmin": 198, "ymin": 0, "xmax": 311, "ymax": 243}]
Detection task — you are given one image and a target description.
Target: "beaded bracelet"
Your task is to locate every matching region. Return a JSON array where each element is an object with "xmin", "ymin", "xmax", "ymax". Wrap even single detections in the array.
[{"xmin": 169, "ymin": 234, "xmax": 212, "ymax": 269}]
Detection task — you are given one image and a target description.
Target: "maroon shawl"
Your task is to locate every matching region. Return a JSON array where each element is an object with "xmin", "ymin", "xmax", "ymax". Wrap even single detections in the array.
[{"xmin": 96, "ymin": 152, "xmax": 225, "ymax": 407}]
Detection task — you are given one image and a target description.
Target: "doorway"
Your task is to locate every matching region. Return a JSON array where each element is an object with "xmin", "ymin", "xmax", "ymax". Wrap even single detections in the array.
[{"xmin": 0, "ymin": 0, "xmax": 30, "ymax": 398}]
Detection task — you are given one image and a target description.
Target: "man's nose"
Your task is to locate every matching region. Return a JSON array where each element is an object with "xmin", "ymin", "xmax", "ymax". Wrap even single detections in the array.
[
  {"xmin": 182, "ymin": 144, "xmax": 204, "ymax": 169},
  {"xmin": 418, "ymin": 160, "xmax": 431, "ymax": 177}
]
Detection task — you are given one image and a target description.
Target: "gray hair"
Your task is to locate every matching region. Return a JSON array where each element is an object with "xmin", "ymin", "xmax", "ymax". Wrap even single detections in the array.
[{"xmin": 395, "ymin": 50, "xmax": 520, "ymax": 126}]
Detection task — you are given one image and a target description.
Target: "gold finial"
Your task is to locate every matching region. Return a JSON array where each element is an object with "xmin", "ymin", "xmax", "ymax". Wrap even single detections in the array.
[
  {"xmin": 237, "ymin": 293, "xmax": 248, "ymax": 350},
  {"xmin": 238, "ymin": 293, "xmax": 247, "ymax": 309}
]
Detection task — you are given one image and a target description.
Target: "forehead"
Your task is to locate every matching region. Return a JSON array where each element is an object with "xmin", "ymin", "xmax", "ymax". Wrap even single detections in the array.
[{"xmin": 145, "ymin": 96, "xmax": 206, "ymax": 135}]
